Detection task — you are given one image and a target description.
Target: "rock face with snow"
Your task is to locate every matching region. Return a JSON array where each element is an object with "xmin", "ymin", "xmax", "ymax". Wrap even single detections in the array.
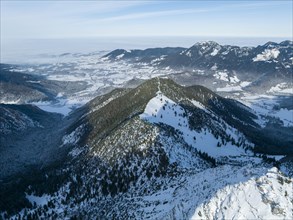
[{"xmin": 2, "ymin": 78, "xmax": 292, "ymax": 219}]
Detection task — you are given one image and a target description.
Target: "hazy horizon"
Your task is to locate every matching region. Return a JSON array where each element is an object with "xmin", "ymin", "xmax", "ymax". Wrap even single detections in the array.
[
  {"xmin": 1, "ymin": 1, "xmax": 292, "ymax": 63},
  {"xmin": 1, "ymin": 35, "xmax": 291, "ymax": 64}
]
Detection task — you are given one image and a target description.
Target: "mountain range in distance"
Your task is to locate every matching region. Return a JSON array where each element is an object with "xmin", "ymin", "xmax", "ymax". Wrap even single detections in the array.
[{"xmin": 103, "ymin": 40, "xmax": 292, "ymax": 94}]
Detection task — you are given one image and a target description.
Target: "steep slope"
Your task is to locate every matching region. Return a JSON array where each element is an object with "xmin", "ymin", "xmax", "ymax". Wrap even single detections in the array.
[
  {"xmin": 0, "ymin": 104, "xmax": 67, "ymax": 179},
  {"xmin": 0, "ymin": 102, "xmax": 92, "ymax": 217},
  {"xmin": 0, "ymin": 64, "xmax": 88, "ymax": 104},
  {"xmin": 3, "ymin": 78, "xmax": 292, "ymax": 219}
]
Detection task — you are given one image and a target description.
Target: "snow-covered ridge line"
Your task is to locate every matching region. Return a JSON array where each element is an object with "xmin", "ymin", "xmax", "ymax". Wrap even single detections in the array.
[{"xmin": 139, "ymin": 92, "xmax": 252, "ymax": 159}]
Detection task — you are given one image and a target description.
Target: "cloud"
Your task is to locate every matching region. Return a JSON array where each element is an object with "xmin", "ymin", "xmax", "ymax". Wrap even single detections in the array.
[
  {"xmin": 0, "ymin": 0, "xmax": 291, "ymax": 39},
  {"xmin": 89, "ymin": 1, "xmax": 289, "ymax": 23}
]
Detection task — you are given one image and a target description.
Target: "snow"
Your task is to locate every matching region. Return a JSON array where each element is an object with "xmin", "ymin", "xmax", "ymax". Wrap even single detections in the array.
[
  {"xmin": 32, "ymin": 98, "xmax": 86, "ymax": 116},
  {"xmin": 133, "ymin": 165, "xmax": 292, "ymax": 220},
  {"xmin": 62, "ymin": 125, "xmax": 84, "ymax": 145},
  {"xmin": 190, "ymin": 100, "xmax": 208, "ymax": 112},
  {"xmin": 47, "ymin": 74, "xmax": 86, "ymax": 82},
  {"xmin": 211, "ymin": 64, "xmax": 217, "ymax": 71},
  {"xmin": 268, "ymin": 83, "xmax": 293, "ymax": 94},
  {"xmin": 274, "ymin": 108, "xmax": 293, "ymax": 126},
  {"xmin": 229, "ymin": 75, "xmax": 240, "ymax": 83},
  {"xmin": 240, "ymin": 81, "xmax": 251, "ymax": 87},
  {"xmin": 213, "ymin": 71, "xmax": 241, "ymax": 84},
  {"xmin": 0, "ymin": 99, "xmax": 21, "ymax": 104},
  {"xmin": 56, "ymin": 92, "xmax": 64, "ymax": 98},
  {"xmin": 140, "ymin": 92, "xmax": 249, "ymax": 159},
  {"xmin": 267, "ymin": 155, "xmax": 285, "ymax": 161},
  {"xmin": 222, "ymin": 50, "xmax": 229, "ymax": 55},
  {"xmin": 195, "ymin": 69, "xmax": 205, "ymax": 75},
  {"xmin": 253, "ymin": 49, "xmax": 280, "ymax": 62},
  {"xmin": 217, "ymin": 81, "xmax": 251, "ymax": 93},
  {"xmin": 151, "ymin": 55, "xmax": 166, "ymax": 64},
  {"xmin": 191, "ymin": 167, "xmax": 292, "ymax": 220},
  {"xmin": 26, "ymin": 80, "xmax": 41, "ymax": 83},
  {"xmin": 26, "ymin": 194, "xmax": 51, "ymax": 206},
  {"xmin": 116, "ymin": 53, "xmax": 125, "ymax": 59},
  {"xmin": 186, "ymin": 50, "xmax": 192, "ymax": 57},
  {"xmin": 240, "ymin": 95, "xmax": 293, "ymax": 127},
  {"xmin": 213, "ymin": 71, "xmax": 229, "ymax": 81},
  {"xmin": 0, "ymin": 108, "xmax": 42, "ymax": 134},
  {"xmin": 217, "ymin": 85, "xmax": 243, "ymax": 92},
  {"xmin": 211, "ymin": 48, "xmax": 219, "ymax": 56},
  {"xmin": 69, "ymin": 147, "xmax": 84, "ymax": 157}
]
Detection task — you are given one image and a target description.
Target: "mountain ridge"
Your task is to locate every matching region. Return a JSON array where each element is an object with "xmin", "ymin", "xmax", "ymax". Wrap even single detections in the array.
[
  {"xmin": 1, "ymin": 78, "xmax": 292, "ymax": 219},
  {"xmin": 103, "ymin": 40, "xmax": 292, "ymax": 94},
  {"xmin": 103, "ymin": 40, "xmax": 292, "ymax": 75}
]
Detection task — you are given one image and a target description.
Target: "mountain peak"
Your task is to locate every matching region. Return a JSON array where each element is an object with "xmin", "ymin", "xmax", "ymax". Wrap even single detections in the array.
[{"xmin": 194, "ymin": 40, "xmax": 219, "ymax": 47}]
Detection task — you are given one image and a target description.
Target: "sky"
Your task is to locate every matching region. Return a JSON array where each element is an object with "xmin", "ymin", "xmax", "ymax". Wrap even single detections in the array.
[{"xmin": 1, "ymin": 0, "xmax": 292, "ymax": 40}]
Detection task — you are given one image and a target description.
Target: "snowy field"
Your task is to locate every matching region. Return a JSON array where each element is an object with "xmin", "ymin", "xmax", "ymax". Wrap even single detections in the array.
[{"xmin": 240, "ymin": 95, "xmax": 293, "ymax": 127}]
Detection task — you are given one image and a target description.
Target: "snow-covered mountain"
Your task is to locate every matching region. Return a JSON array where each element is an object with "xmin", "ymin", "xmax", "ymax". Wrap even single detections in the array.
[
  {"xmin": 103, "ymin": 41, "xmax": 292, "ymax": 75},
  {"xmin": 103, "ymin": 41, "xmax": 293, "ymax": 94},
  {"xmin": 2, "ymin": 78, "xmax": 292, "ymax": 219},
  {"xmin": 0, "ymin": 40, "xmax": 292, "ymax": 219}
]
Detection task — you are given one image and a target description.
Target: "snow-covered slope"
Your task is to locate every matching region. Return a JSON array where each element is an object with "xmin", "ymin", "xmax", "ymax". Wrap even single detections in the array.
[
  {"xmin": 140, "ymin": 91, "xmax": 251, "ymax": 159},
  {"xmin": 1, "ymin": 78, "xmax": 292, "ymax": 220},
  {"xmin": 192, "ymin": 166, "xmax": 292, "ymax": 220}
]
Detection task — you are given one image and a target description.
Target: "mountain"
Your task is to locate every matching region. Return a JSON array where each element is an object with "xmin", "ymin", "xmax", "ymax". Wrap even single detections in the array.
[
  {"xmin": 0, "ymin": 104, "xmax": 70, "ymax": 180},
  {"xmin": 0, "ymin": 64, "xmax": 88, "ymax": 104},
  {"xmin": 103, "ymin": 41, "xmax": 293, "ymax": 94},
  {"xmin": 103, "ymin": 41, "xmax": 292, "ymax": 75},
  {"xmin": 101, "ymin": 47, "xmax": 185, "ymax": 62},
  {"xmin": 2, "ymin": 78, "xmax": 292, "ymax": 219},
  {"xmin": 70, "ymin": 77, "xmax": 292, "ymax": 155}
]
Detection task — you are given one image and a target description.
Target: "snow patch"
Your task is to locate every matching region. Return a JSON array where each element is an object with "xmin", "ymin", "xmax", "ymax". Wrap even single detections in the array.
[
  {"xmin": 190, "ymin": 100, "xmax": 208, "ymax": 113},
  {"xmin": 217, "ymin": 85, "xmax": 243, "ymax": 92},
  {"xmin": 253, "ymin": 49, "xmax": 280, "ymax": 62},
  {"xmin": 268, "ymin": 83, "xmax": 293, "ymax": 94},
  {"xmin": 62, "ymin": 125, "xmax": 85, "ymax": 146},
  {"xmin": 229, "ymin": 75, "xmax": 240, "ymax": 83},
  {"xmin": 116, "ymin": 54, "xmax": 125, "ymax": 59},
  {"xmin": 26, "ymin": 194, "xmax": 51, "ymax": 206},
  {"xmin": 211, "ymin": 48, "xmax": 219, "ymax": 56},
  {"xmin": 213, "ymin": 71, "xmax": 229, "ymax": 82},
  {"xmin": 69, "ymin": 147, "xmax": 84, "ymax": 157},
  {"xmin": 240, "ymin": 81, "xmax": 251, "ymax": 87}
]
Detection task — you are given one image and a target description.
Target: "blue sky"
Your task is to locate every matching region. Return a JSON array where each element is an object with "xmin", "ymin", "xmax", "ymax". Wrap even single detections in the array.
[{"xmin": 1, "ymin": 0, "xmax": 292, "ymax": 39}]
